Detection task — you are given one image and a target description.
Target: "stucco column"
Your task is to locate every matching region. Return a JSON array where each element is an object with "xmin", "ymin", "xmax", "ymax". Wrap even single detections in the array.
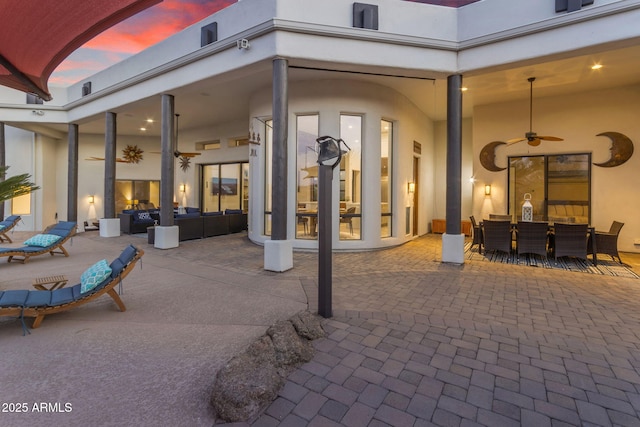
[
  {"xmin": 104, "ymin": 112, "xmax": 117, "ymax": 218},
  {"xmin": 442, "ymin": 74, "xmax": 465, "ymax": 264},
  {"xmin": 67, "ymin": 123, "xmax": 78, "ymax": 222},
  {"xmin": 155, "ymin": 94, "xmax": 179, "ymax": 249},
  {"xmin": 0, "ymin": 122, "xmax": 5, "ymax": 220},
  {"xmin": 264, "ymin": 57, "xmax": 293, "ymax": 272}
]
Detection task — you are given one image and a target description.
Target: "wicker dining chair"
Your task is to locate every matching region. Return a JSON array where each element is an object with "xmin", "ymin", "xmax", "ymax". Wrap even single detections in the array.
[
  {"xmin": 489, "ymin": 214, "xmax": 512, "ymax": 221},
  {"xmin": 589, "ymin": 221, "xmax": 624, "ymax": 263},
  {"xmin": 516, "ymin": 221, "xmax": 549, "ymax": 258},
  {"xmin": 551, "ymin": 222, "xmax": 589, "ymax": 262},
  {"xmin": 481, "ymin": 219, "xmax": 512, "ymax": 255},
  {"xmin": 469, "ymin": 216, "xmax": 482, "ymax": 250}
]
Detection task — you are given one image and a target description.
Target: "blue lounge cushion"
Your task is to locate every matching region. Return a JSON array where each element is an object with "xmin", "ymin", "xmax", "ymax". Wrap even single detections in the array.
[
  {"xmin": 175, "ymin": 212, "xmax": 200, "ymax": 219},
  {"xmin": 24, "ymin": 291, "xmax": 52, "ymax": 307},
  {"xmin": 225, "ymin": 209, "xmax": 243, "ymax": 215},
  {"xmin": 70, "ymin": 284, "xmax": 82, "ymax": 300},
  {"xmin": 118, "ymin": 245, "xmax": 138, "ymax": 266},
  {"xmin": 81, "ymin": 259, "xmax": 112, "ymax": 294},
  {"xmin": 110, "ymin": 258, "xmax": 126, "ymax": 278},
  {"xmin": 49, "ymin": 288, "xmax": 75, "ymax": 306},
  {"xmin": 186, "ymin": 207, "xmax": 200, "ymax": 214},
  {"xmin": 24, "ymin": 233, "xmax": 62, "ymax": 247},
  {"xmin": 203, "ymin": 211, "xmax": 223, "ymax": 216},
  {"xmin": 46, "ymin": 221, "xmax": 76, "ymax": 237},
  {"xmin": 0, "ymin": 290, "xmax": 29, "ymax": 307}
]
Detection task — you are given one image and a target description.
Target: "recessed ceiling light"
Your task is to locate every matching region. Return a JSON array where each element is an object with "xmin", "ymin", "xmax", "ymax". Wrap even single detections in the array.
[
  {"xmin": 461, "ymin": 87, "xmax": 468, "ymax": 92},
  {"xmin": 140, "ymin": 127, "xmax": 146, "ymax": 132},
  {"xmin": 591, "ymin": 64, "xmax": 603, "ymax": 70},
  {"xmin": 146, "ymin": 119, "xmax": 154, "ymax": 123}
]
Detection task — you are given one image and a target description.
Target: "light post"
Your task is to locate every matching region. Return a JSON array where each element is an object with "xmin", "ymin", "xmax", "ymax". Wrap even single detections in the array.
[{"xmin": 316, "ymin": 135, "xmax": 349, "ymax": 318}]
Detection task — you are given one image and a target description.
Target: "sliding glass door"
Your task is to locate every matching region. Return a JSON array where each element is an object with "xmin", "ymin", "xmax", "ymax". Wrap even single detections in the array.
[
  {"xmin": 201, "ymin": 163, "xmax": 249, "ymax": 213},
  {"xmin": 508, "ymin": 153, "xmax": 590, "ymax": 223}
]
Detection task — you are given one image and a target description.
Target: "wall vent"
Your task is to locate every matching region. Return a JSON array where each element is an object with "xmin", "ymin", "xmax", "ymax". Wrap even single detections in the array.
[
  {"xmin": 555, "ymin": 0, "xmax": 594, "ymax": 13},
  {"xmin": 353, "ymin": 3, "xmax": 378, "ymax": 30},
  {"xmin": 82, "ymin": 82, "xmax": 92, "ymax": 96},
  {"xmin": 201, "ymin": 22, "xmax": 218, "ymax": 47}
]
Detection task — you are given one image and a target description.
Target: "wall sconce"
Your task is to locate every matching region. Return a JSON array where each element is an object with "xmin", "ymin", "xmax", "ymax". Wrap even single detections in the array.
[
  {"xmin": 179, "ymin": 184, "xmax": 185, "ymax": 193},
  {"xmin": 407, "ymin": 182, "xmax": 415, "ymax": 194},
  {"xmin": 88, "ymin": 195, "xmax": 94, "ymax": 204},
  {"xmin": 484, "ymin": 185, "xmax": 492, "ymax": 196}
]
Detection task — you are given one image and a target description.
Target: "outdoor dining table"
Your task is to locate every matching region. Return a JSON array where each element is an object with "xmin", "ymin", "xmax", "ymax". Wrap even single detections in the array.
[{"xmin": 479, "ymin": 220, "xmax": 598, "ymax": 265}]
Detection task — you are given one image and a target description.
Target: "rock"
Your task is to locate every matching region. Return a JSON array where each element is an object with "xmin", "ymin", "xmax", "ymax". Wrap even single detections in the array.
[
  {"xmin": 267, "ymin": 320, "xmax": 313, "ymax": 367},
  {"xmin": 290, "ymin": 310, "xmax": 325, "ymax": 340},
  {"xmin": 210, "ymin": 311, "xmax": 326, "ymax": 423},
  {"xmin": 210, "ymin": 336, "xmax": 283, "ymax": 422}
]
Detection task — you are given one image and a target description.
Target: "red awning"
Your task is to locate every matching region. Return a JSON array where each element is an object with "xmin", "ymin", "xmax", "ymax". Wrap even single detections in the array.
[{"xmin": 0, "ymin": 0, "xmax": 161, "ymax": 101}]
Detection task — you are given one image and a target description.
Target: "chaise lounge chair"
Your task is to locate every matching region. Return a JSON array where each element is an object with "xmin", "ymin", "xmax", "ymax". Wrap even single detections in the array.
[
  {"xmin": 0, "ymin": 215, "xmax": 21, "ymax": 243},
  {"xmin": 0, "ymin": 245, "xmax": 144, "ymax": 332},
  {"xmin": 0, "ymin": 221, "xmax": 76, "ymax": 263}
]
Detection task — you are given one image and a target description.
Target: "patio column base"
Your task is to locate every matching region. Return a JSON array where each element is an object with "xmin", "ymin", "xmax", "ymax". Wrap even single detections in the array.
[
  {"xmin": 264, "ymin": 239, "xmax": 293, "ymax": 272},
  {"xmin": 154, "ymin": 226, "xmax": 179, "ymax": 249},
  {"xmin": 442, "ymin": 233, "xmax": 465, "ymax": 264},
  {"xmin": 99, "ymin": 218, "xmax": 120, "ymax": 237}
]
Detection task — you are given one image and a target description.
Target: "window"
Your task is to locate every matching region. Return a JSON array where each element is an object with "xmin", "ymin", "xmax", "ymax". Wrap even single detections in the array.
[
  {"xmin": 11, "ymin": 193, "xmax": 31, "ymax": 215},
  {"xmin": 296, "ymin": 115, "xmax": 319, "ymax": 239},
  {"xmin": 115, "ymin": 180, "xmax": 160, "ymax": 212},
  {"xmin": 340, "ymin": 115, "xmax": 362, "ymax": 240},
  {"xmin": 202, "ymin": 163, "xmax": 248, "ymax": 213},
  {"xmin": 508, "ymin": 153, "xmax": 591, "ymax": 223},
  {"xmin": 381, "ymin": 120, "xmax": 393, "ymax": 237}
]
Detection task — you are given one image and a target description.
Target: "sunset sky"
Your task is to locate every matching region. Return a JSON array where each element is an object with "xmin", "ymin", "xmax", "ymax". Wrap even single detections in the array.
[
  {"xmin": 50, "ymin": 0, "xmax": 236, "ymax": 86},
  {"xmin": 50, "ymin": 0, "xmax": 471, "ymax": 86}
]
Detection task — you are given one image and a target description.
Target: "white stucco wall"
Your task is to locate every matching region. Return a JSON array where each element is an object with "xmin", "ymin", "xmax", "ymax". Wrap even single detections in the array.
[{"xmin": 473, "ymin": 83, "xmax": 640, "ymax": 252}]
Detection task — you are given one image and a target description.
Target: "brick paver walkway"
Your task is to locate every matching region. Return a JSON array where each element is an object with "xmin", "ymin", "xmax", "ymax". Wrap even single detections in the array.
[{"xmin": 245, "ymin": 236, "xmax": 640, "ymax": 426}]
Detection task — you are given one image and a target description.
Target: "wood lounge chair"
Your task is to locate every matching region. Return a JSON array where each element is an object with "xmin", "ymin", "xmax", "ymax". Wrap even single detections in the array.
[
  {"xmin": 0, "ymin": 215, "xmax": 21, "ymax": 243},
  {"xmin": 0, "ymin": 221, "xmax": 76, "ymax": 263},
  {"xmin": 0, "ymin": 245, "xmax": 144, "ymax": 331}
]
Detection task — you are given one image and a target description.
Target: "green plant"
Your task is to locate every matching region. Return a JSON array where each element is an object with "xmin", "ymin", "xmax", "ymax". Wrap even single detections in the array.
[{"xmin": 0, "ymin": 166, "xmax": 40, "ymax": 203}]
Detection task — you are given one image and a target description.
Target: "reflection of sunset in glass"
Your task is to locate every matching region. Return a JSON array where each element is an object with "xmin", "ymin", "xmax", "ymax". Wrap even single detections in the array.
[{"xmin": 51, "ymin": 0, "xmax": 236, "ymax": 86}]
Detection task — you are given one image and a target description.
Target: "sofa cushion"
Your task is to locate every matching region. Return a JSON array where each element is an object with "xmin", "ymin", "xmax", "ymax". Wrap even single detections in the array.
[
  {"xmin": 49, "ymin": 288, "xmax": 75, "ymax": 306},
  {"xmin": 186, "ymin": 207, "xmax": 200, "ymax": 214},
  {"xmin": 225, "ymin": 209, "xmax": 243, "ymax": 215},
  {"xmin": 176, "ymin": 212, "xmax": 200, "ymax": 219},
  {"xmin": 203, "ymin": 211, "xmax": 223, "ymax": 216},
  {"xmin": 24, "ymin": 233, "xmax": 62, "ymax": 247},
  {"xmin": 134, "ymin": 211, "xmax": 153, "ymax": 223}
]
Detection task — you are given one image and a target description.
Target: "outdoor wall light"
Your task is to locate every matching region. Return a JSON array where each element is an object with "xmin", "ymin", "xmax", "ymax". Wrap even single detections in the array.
[
  {"xmin": 179, "ymin": 184, "xmax": 186, "ymax": 193},
  {"xmin": 408, "ymin": 182, "xmax": 415, "ymax": 193},
  {"xmin": 88, "ymin": 195, "xmax": 94, "ymax": 204},
  {"xmin": 484, "ymin": 185, "xmax": 492, "ymax": 196}
]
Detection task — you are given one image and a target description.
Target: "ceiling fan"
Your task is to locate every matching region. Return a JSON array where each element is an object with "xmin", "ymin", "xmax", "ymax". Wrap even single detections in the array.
[
  {"xmin": 507, "ymin": 77, "xmax": 563, "ymax": 146},
  {"xmin": 151, "ymin": 114, "xmax": 201, "ymax": 170}
]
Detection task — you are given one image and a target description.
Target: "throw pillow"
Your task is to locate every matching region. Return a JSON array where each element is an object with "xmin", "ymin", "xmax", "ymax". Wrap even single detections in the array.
[
  {"xmin": 80, "ymin": 259, "xmax": 112, "ymax": 294},
  {"xmin": 24, "ymin": 233, "xmax": 62, "ymax": 247},
  {"xmin": 0, "ymin": 225, "xmax": 5, "ymax": 230},
  {"xmin": 137, "ymin": 211, "xmax": 152, "ymax": 221}
]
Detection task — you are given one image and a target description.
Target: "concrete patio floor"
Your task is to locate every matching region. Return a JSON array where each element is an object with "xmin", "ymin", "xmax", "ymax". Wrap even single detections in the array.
[{"xmin": 1, "ymin": 230, "xmax": 639, "ymax": 426}]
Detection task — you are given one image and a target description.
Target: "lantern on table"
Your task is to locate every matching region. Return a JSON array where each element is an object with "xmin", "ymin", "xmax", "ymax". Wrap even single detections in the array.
[{"xmin": 522, "ymin": 193, "xmax": 533, "ymax": 222}]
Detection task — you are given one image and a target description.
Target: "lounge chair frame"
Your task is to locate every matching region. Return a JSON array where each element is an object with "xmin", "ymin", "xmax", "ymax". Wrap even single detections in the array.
[
  {"xmin": 0, "ymin": 246, "xmax": 144, "ymax": 329},
  {"xmin": 1, "ymin": 221, "xmax": 76, "ymax": 263},
  {"xmin": 0, "ymin": 215, "xmax": 21, "ymax": 243}
]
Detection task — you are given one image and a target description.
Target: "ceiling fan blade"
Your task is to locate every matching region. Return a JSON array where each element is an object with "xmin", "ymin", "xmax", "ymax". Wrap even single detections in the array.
[
  {"xmin": 538, "ymin": 136, "xmax": 564, "ymax": 141},
  {"xmin": 528, "ymin": 138, "xmax": 542, "ymax": 146},
  {"xmin": 177, "ymin": 152, "xmax": 201, "ymax": 158},
  {"xmin": 506, "ymin": 137, "xmax": 526, "ymax": 144},
  {"xmin": 85, "ymin": 156, "xmax": 104, "ymax": 161}
]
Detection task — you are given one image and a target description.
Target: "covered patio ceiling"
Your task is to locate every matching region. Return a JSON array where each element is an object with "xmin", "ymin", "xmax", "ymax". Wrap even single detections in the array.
[
  {"xmin": 0, "ymin": 0, "xmax": 161, "ymax": 101},
  {"xmin": 9, "ymin": 41, "xmax": 640, "ymax": 141}
]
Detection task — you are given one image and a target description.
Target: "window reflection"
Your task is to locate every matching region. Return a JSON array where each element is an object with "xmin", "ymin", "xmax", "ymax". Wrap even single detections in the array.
[
  {"xmin": 296, "ymin": 115, "xmax": 319, "ymax": 239},
  {"xmin": 381, "ymin": 120, "xmax": 392, "ymax": 237}
]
